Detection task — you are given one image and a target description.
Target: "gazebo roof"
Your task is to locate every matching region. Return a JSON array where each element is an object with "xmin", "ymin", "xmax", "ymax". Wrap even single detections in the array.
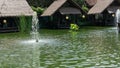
[
  {"xmin": 0, "ymin": 0, "xmax": 34, "ymax": 17},
  {"xmin": 88, "ymin": 0, "xmax": 114, "ymax": 14},
  {"xmin": 41, "ymin": 0, "xmax": 83, "ymax": 16},
  {"xmin": 85, "ymin": 0, "xmax": 97, "ymax": 7}
]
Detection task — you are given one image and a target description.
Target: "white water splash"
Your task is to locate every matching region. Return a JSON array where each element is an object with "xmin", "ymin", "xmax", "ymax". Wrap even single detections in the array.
[
  {"xmin": 31, "ymin": 12, "xmax": 39, "ymax": 42},
  {"xmin": 31, "ymin": 12, "xmax": 40, "ymax": 68},
  {"xmin": 115, "ymin": 9, "xmax": 120, "ymax": 33},
  {"xmin": 116, "ymin": 9, "xmax": 120, "ymax": 23}
]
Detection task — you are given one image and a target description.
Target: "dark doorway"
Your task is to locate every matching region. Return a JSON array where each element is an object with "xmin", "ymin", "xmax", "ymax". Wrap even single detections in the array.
[
  {"xmin": 0, "ymin": 17, "xmax": 18, "ymax": 28},
  {"xmin": 59, "ymin": 15, "xmax": 71, "ymax": 28},
  {"xmin": 0, "ymin": 17, "xmax": 18, "ymax": 32}
]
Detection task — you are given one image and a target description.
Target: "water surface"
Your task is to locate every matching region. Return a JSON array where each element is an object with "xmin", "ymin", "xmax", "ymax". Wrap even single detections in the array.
[{"xmin": 0, "ymin": 27, "xmax": 120, "ymax": 68}]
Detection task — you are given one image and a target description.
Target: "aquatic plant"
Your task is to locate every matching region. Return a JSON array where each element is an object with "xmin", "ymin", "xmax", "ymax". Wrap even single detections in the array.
[{"xmin": 70, "ymin": 24, "xmax": 79, "ymax": 31}]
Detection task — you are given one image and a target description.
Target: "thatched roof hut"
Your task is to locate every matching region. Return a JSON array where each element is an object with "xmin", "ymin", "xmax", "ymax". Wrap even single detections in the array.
[
  {"xmin": 41, "ymin": 0, "xmax": 83, "ymax": 28},
  {"xmin": 0, "ymin": 0, "xmax": 34, "ymax": 17},
  {"xmin": 41, "ymin": 0, "xmax": 82, "ymax": 16},
  {"xmin": 88, "ymin": 0, "xmax": 114, "ymax": 14}
]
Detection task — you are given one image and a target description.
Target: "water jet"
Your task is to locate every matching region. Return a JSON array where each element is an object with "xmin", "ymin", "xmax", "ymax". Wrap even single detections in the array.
[
  {"xmin": 36, "ymin": 39, "xmax": 39, "ymax": 42},
  {"xmin": 31, "ymin": 12, "xmax": 39, "ymax": 42},
  {"xmin": 116, "ymin": 9, "xmax": 120, "ymax": 32}
]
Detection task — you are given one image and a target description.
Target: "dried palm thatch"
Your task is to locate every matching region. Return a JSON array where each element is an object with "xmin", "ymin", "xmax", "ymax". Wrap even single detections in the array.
[
  {"xmin": 0, "ymin": 0, "xmax": 34, "ymax": 17},
  {"xmin": 41, "ymin": 0, "xmax": 67, "ymax": 16},
  {"xmin": 88, "ymin": 0, "xmax": 114, "ymax": 14},
  {"xmin": 85, "ymin": 0, "xmax": 97, "ymax": 7},
  {"xmin": 41, "ymin": 0, "xmax": 82, "ymax": 16}
]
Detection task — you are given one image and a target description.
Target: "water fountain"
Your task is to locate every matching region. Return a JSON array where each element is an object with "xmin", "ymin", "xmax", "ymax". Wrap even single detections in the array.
[
  {"xmin": 31, "ymin": 12, "xmax": 40, "ymax": 68},
  {"xmin": 31, "ymin": 12, "xmax": 39, "ymax": 42},
  {"xmin": 116, "ymin": 9, "xmax": 120, "ymax": 32},
  {"xmin": 116, "ymin": 9, "xmax": 120, "ymax": 23}
]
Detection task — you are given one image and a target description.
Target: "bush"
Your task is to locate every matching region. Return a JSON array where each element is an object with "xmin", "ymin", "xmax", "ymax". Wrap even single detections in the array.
[
  {"xmin": 31, "ymin": 6, "xmax": 37, "ymax": 11},
  {"xmin": 82, "ymin": 5, "xmax": 89, "ymax": 12},
  {"xmin": 70, "ymin": 24, "xmax": 79, "ymax": 31},
  {"xmin": 37, "ymin": 7, "xmax": 44, "ymax": 13},
  {"xmin": 31, "ymin": 6, "xmax": 44, "ymax": 14},
  {"xmin": 19, "ymin": 15, "xmax": 32, "ymax": 33}
]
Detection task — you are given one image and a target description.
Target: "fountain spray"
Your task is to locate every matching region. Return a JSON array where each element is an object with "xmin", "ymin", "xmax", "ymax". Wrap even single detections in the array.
[
  {"xmin": 116, "ymin": 9, "xmax": 120, "ymax": 32},
  {"xmin": 116, "ymin": 9, "xmax": 120, "ymax": 23},
  {"xmin": 32, "ymin": 12, "xmax": 39, "ymax": 42}
]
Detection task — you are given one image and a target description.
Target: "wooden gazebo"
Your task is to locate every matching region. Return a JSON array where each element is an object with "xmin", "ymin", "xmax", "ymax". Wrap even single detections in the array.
[
  {"xmin": 41, "ymin": 0, "xmax": 83, "ymax": 28},
  {"xmin": 0, "ymin": 0, "xmax": 34, "ymax": 32}
]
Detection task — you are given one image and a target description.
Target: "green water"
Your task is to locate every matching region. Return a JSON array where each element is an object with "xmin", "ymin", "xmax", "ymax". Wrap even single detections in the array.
[{"xmin": 0, "ymin": 27, "xmax": 120, "ymax": 68}]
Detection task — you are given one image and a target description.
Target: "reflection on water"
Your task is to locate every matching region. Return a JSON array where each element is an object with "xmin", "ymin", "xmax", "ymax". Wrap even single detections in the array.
[{"xmin": 0, "ymin": 27, "xmax": 120, "ymax": 68}]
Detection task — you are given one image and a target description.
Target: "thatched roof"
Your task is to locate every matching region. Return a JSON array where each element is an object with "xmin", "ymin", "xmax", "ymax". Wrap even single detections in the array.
[
  {"xmin": 0, "ymin": 0, "xmax": 34, "ymax": 17},
  {"xmin": 88, "ymin": 0, "xmax": 114, "ymax": 14},
  {"xmin": 41, "ymin": 0, "xmax": 67, "ymax": 16},
  {"xmin": 85, "ymin": 0, "xmax": 97, "ymax": 7},
  {"xmin": 41, "ymin": 0, "xmax": 82, "ymax": 16}
]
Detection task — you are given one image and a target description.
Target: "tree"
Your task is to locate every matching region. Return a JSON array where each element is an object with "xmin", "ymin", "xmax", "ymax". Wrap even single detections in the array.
[
  {"xmin": 74, "ymin": 0, "xmax": 85, "ymax": 5},
  {"xmin": 27, "ymin": 0, "xmax": 86, "ymax": 8},
  {"xmin": 27, "ymin": 0, "xmax": 88, "ymax": 12},
  {"xmin": 27, "ymin": 0, "xmax": 54, "ymax": 7}
]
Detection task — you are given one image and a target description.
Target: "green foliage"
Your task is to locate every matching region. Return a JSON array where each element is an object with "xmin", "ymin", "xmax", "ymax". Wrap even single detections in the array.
[
  {"xmin": 73, "ymin": 0, "xmax": 89, "ymax": 12},
  {"xmin": 31, "ymin": 6, "xmax": 44, "ymax": 14},
  {"xmin": 19, "ymin": 16, "xmax": 26, "ymax": 33},
  {"xmin": 31, "ymin": 6, "xmax": 37, "ymax": 11},
  {"xmin": 27, "ymin": 0, "xmax": 54, "ymax": 7},
  {"xmin": 74, "ymin": 0, "xmax": 85, "ymax": 5},
  {"xmin": 28, "ymin": 0, "xmax": 86, "ymax": 8},
  {"xmin": 37, "ymin": 7, "xmax": 44, "ymax": 13},
  {"xmin": 70, "ymin": 24, "xmax": 79, "ymax": 31},
  {"xmin": 82, "ymin": 5, "xmax": 89, "ymax": 12},
  {"xmin": 19, "ymin": 16, "xmax": 32, "ymax": 33}
]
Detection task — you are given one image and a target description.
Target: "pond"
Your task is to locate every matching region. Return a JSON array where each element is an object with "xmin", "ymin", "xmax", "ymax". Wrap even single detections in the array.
[{"xmin": 0, "ymin": 27, "xmax": 120, "ymax": 68}]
